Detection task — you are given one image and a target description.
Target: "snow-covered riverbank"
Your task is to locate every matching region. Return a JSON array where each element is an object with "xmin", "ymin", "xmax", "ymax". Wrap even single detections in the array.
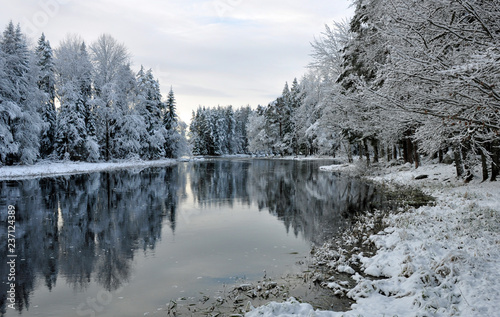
[
  {"xmin": 247, "ymin": 161, "xmax": 500, "ymax": 317},
  {"xmin": 0, "ymin": 156, "xmax": 332, "ymax": 181},
  {"xmin": 0, "ymin": 159, "xmax": 178, "ymax": 180}
]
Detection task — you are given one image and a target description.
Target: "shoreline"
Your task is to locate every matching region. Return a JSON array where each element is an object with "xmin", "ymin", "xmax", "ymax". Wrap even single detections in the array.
[
  {"xmin": 0, "ymin": 155, "xmax": 338, "ymax": 181},
  {"xmin": 0, "ymin": 159, "xmax": 179, "ymax": 181},
  {"xmin": 248, "ymin": 159, "xmax": 500, "ymax": 316}
]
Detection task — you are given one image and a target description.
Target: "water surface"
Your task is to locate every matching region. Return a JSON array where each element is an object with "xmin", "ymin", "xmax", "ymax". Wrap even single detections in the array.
[{"xmin": 0, "ymin": 159, "xmax": 381, "ymax": 316}]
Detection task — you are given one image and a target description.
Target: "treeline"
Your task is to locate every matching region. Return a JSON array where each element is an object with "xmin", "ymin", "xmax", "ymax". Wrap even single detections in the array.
[
  {"xmin": 189, "ymin": 105, "xmax": 251, "ymax": 155},
  {"xmin": 0, "ymin": 21, "xmax": 188, "ymax": 166},
  {"xmin": 246, "ymin": 0, "xmax": 500, "ymax": 181}
]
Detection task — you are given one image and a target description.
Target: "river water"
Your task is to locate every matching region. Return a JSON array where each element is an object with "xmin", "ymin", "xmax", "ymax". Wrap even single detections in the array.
[{"xmin": 0, "ymin": 159, "xmax": 382, "ymax": 316}]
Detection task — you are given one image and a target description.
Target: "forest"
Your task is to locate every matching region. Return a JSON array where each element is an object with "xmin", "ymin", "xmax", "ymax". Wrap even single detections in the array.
[
  {"xmin": 190, "ymin": 0, "xmax": 500, "ymax": 182},
  {"xmin": 0, "ymin": 21, "xmax": 188, "ymax": 165}
]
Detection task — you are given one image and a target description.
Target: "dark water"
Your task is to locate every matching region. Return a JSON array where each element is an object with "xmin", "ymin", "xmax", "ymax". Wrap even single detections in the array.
[{"xmin": 0, "ymin": 159, "xmax": 382, "ymax": 317}]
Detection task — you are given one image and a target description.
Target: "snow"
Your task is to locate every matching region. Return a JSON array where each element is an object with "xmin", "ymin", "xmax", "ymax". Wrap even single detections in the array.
[
  {"xmin": 319, "ymin": 163, "xmax": 357, "ymax": 173},
  {"xmin": 247, "ymin": 161, "xmax": 500, "ymax": 317},
  {"xmin": 0, "ymin": 159, "xmax": 177, "ymax": 181}
]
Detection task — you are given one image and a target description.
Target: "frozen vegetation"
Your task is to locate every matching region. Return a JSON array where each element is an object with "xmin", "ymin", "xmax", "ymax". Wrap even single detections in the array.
[{"xmin": 246, "ymin": 159, "xmax": 500, "ymax": 316}]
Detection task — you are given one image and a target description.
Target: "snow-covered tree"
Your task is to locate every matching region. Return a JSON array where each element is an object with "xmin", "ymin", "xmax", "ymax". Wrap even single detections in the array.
[
  {"xmin": 163, "ymin": 87, "xmax": 182, "ymax": 158},
  {"xmin": 36, "ymin": 33, "xmax": 57, "ymax": 158},
  {"xmin": 189, "ymin": 105, "xmax": 250, "ymax": 156},
  {"xmin": 136, "ymin": 66, "xmax": 168, "ymax": 159},
  {"xmin": 0, "ymin": 21, "xmax": 42, "ymax": 165},
  {"xmin": 109, "ymin": 63, "xmax": 145, "ymax": 159},
  {"xmin": 54, "ymin": 36, "xmax": 98, "ymax": 161},
  {"xmin": 373, "ymin": 0, "xmax": 500, "ymax": 179},
  {"xmin": 247, "ymin": 105, "xmax": 273, "ymax": 155},
  {"xmin": 90, "ymin": 34, "xmax": 131, "ymax": 161},
  {"xmin": 0, "ymin": 38, "xmax": 20, "ymax": 165}
]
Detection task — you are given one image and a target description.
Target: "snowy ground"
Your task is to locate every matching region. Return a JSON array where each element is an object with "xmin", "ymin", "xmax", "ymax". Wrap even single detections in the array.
[
  {"xmin": 247, "ymin": 160, "xmax": 500, "ymax": 317},
  {"xmin": 0, "ymin": 159, "xmax": 178, "ymax": 181}
]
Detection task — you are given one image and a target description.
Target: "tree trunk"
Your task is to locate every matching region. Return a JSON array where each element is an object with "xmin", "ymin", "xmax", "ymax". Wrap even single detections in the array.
[
  {"xmin": 453, "ymin": 144, "xmax": 464, "ymax": 177},
  {"xmin": 393, "ymin": 145, "xmax": 398, "ymax": 161},
  {"xmin": 105, "ymin": 119, "xmax": 110, "ymax": 161},
  {"xmin": 491, "ymin": 140, "xmax": 499, "ymax": 181},
  {"xmin": 461, "ymin": 145, "xmax": 474, "ymax": 182},
  {"xmin": 346, "ymin": 141, "xmax": 353, "ymax": 163},
  {"xmin": 402, "ymin": 140, "xmax": 409, "ymax": 163},
  {"xmin": 403, "ymin": 137, "xmax": 415, "ymax": 165},
  {"xmin": 371, "ymin": 138, "xmax": 379, "ymax": 163},
  {"xmin": 481, "ymin": 149, "xmax": 489, "ymax": 182},
  {"xmin": 363, "ymin": 139, "xmax": 370, "ymax": 167},
  {"xmin": 413, "ymin": 141, "xmax": 420, "ymax": 169}
]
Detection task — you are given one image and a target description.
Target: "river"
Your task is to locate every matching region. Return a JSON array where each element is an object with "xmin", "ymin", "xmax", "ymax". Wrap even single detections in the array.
[{"xmin": 0, "ymin": 159, "xmax": 383, "ymax": 316}]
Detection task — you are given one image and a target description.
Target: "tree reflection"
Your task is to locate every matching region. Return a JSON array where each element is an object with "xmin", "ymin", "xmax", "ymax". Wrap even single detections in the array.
[
  {"xmin": 0, "ymin": 166, "xmax": 184, "ymax": 314},
  {"xmin": 189, "ymin": 159, "xmax": 383, "ymax": 244}
]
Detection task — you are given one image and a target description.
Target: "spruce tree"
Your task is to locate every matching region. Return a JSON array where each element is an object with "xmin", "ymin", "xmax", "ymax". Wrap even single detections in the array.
[
  {"xmin": 54, "ymin": 36, "xmax": 93, "ymax": 161},
  {"xmin": 0, "ymin": 22, "xmax": 42, "ymax": 164},
  {"xmin": 36, "ymin": 33, "xmax": 57, "ymax": 158},
  {"xmin": 163, "ymin": 87, "xmax": 181, "ymax": 158},
  {"xmin": 136, "ymin": 67, "xmax": 167, "ymax": 159}
]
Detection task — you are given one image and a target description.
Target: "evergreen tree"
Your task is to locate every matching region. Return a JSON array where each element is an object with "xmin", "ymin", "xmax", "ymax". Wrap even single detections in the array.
[
  {"xmin": 0, "ymin": 39, "xmax": 20, "ymax": 165},
  {"xmin": 78, "ymin": 42, "xmax": 99, "ymax": 161},
  {"xmin": 110, "ymin": 63, "xmax": 145, "ymax": 159},
  {"xmin": 136, "ymin": 66, "xmax": 167, "ymax": 159},
  {"xmin": 54, "ymin": 36, "xmax": 96, "ymax": 161},
  {"xmin": 189, "ymin": 105, "xmax": 250, "ymax": 156},
  {"xmin": 163, "ymin": 87, "xmax": 181, "ymax": 158},
  {"xmin": 0, "ymin": 21, "xmax": 42, "ymax": 164},
  {"xmin": 164, "ymin": 87, "xmax": 177, "ymax": 131},
  {"xmin": 36, "ymin": 33, "xmax": 57, "ymax": 158}
]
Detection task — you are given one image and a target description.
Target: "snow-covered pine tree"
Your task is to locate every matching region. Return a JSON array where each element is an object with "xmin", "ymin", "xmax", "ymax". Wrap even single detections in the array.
[
  {"xmin": 78, "ymin": 42, "xmax": 99, "ymax": 161},
  {"xmin": 189, "ymin": 105, "xmax": 249, "ymax": 156},
  {"xmin": 247, "ymin": 105, "xmax": 274, "ymax": 154},
  {"xmin": 0, "ymin": 34, "xmax": 20, "ymax": 165},
  {"xmin": 110, "ymin": 63, "xmax": 145, "ymax": 159},
  {"xmin": 54, "ymin": 35, "xmax": 93, "ymax": 161},
  {"xmin": 189, "ymin": 109, "xmax": 202, "ymax": 155},
  {"xmin": 163, "ymin": 86, "xmax": 181, "ymax": 158},
  {"xmin": 36, "ymin": 33, "xmax": 57, "ymax": 159},
  {"xmin": 164, "ymin": 86, "xmax": 177, "ymax": 132},
  {"xmin": 234, "ymin": 106, "xmax": 251, "ymax": 154},
  {"xmin": 136, "ymin": 67, "xmax": 167, "ymax": 159},
  {"xmin": 0, "ymin": 22, "xmax": 42, "ymax": 164}
]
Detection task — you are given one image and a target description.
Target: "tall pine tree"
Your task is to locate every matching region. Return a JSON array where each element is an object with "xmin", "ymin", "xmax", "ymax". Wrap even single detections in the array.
[
  {"xmin": 0, "ymin": 22, "xmax": 42, "ymax": 164},
  {"xmin": 36, "ymin": 33, "xmax": 57, "ymax": 158}
]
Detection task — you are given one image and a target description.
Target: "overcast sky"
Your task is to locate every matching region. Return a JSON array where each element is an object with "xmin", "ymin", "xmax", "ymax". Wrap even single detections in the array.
[{"xmin": 2, "ymin": 0, "xmax": 354, "ymax": 123}]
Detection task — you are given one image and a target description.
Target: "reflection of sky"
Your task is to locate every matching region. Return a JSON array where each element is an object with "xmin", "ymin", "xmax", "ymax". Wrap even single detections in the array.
[
  {"xmin": 132, "ymin": 192, "xmax": 310, "ymax": 301},
  {"xmin": 90, "ymin": 202, "xmax": 308, "ymax": 316}
]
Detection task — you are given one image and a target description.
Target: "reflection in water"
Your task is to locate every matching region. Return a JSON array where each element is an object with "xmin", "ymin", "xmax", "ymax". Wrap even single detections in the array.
[
  {"xmin": 0, "ymin": 167, "xmax": 185, "ymax": 315},
  {"xmin": 189, "ymin": 160, "xmax": 381, "ymax": 244},
  {"xmin": 0, "ymin": 159, "xmax": 381, "ymax": 316}
]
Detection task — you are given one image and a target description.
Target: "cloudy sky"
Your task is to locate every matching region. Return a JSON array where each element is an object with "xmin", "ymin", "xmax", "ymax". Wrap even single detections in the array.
[{"xmin": 2, "ymin": 0, "xmax": 353, "ymax": 122}]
